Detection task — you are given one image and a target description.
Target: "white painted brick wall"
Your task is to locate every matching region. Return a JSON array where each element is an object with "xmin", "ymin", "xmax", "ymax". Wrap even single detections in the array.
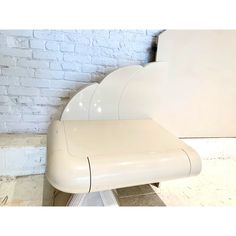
[
  {"xmin": 29, "ymin": 39, "xmax": 45, "ymax": 50},
  {"xmin": 0, "ymin": 30, "xmax": 160, "ymax": 133}
]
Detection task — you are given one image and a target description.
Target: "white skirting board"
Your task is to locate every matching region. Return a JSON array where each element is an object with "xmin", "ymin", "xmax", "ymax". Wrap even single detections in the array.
[
  {"xmin": 0, "ymin": 134, "xmax": 46, "ymax": 176},
  {"xmin": 0, "ymin": 134, "xmax": 236, "ymax": 176}
]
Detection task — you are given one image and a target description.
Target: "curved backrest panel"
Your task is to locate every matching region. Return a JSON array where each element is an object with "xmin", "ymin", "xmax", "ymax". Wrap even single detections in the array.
[
  {"xmin": 119, "ymin": 62, "xmax": 167, "ymax": 120},
  {"xmin": 155, "ymin": 30, "xmax": 236, "ymax": 137},
  {"xmin": 61, "ymin": 83, "xmax": 98, "ymax": 121},
  {"xmin": 89, "ymin": 65, "xmax": 143, "ymax": 120}
]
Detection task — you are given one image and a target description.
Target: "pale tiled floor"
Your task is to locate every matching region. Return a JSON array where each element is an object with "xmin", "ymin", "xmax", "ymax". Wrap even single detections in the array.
[
  {"xmin": 117, "ymin": 185, "xmax": 165, "ymax": 206},
  {"xmin": 153, "ymin": 158, "xmax": 236, "ymax": 206},
  {"xmin": 1, "ymin": 158, "xmax": 236, "ymax": 206},
  {"xmin": 0, "ymin": 175, "xmax": 163, "ymax": 206},
  {"xmin": 0, "ymin": 175, "xmax": 54, "ymax": 206}
]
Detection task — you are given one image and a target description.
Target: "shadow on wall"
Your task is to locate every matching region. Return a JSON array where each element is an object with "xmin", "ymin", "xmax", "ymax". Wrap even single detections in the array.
[{"xmin": 148, "ymin": 30, "xmax": 166, "ymax": 62}]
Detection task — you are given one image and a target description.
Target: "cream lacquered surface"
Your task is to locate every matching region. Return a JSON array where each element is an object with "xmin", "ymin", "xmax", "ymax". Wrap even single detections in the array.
[
  {"xmin": 155, "ymin": 30, "xmax": 236, "ymax": 137},
  {"xmin": 119, "ymin": 62, "xmax": 167, "ymax": 120},
  {"xmin": 60, "ymin": 63, "xmax": 167, "ymax": 122},
  {"xmin": 46, "ymin": 120, "xmax": 201, "ymax": 193},
  {"xmin": 46, "ymin": 121, "xmax": 91, "ymax": 193},
  {"xmin": 47, "ymin": 62, "xmax": 202, "ymax": 194},
  {"xmin": 61, "ymin": 83, "xmax": 98, "ymax": 120},
  {"xmin": 89, "ymin": 65, "xmax": 142, "ymax": 120}
]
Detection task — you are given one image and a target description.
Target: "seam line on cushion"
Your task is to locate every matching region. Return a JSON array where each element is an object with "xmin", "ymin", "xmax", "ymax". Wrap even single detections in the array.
[
  {"xmin": 87, "ymin": 156, "xmax": 92, "ymax": 192},
  {"xmin": 181, "ymin": 148, "xmax": 192, "ymax": 176}
]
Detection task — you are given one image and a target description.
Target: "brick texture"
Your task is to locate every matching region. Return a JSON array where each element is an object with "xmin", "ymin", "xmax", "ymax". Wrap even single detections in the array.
[{"xmin": 0, "ymin": 30, "xmax": 160, "ymax": 133}]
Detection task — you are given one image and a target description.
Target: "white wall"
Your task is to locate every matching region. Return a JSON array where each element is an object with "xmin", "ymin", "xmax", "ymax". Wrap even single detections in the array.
[{"xmin": 0, "ymin": 30, "xmax": 160, "ymax": 133}]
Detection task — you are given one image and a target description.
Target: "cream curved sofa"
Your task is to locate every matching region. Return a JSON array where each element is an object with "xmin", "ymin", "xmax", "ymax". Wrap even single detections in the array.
[{"xmin": 46, "ymin": 63, "xmax": 202, "ymax": 194}]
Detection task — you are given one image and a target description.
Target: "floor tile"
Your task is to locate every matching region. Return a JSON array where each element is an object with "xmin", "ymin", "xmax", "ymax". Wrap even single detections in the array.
[{"xmin": 119, "ymin": 193, "xmax": 166, "ymax": 206}]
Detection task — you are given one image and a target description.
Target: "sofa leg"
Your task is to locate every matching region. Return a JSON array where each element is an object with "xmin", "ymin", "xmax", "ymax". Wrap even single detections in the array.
[
  {"xmin": 66, "ymin": 193, "xmax": 87, "ymax": 206},
  {"xmin": 99, "ymin": 190, "xmax": 119, "ymax": 206},
  {"xmin": 66, "ymin": 190, "xmax": 119, "ymax": 206}
]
